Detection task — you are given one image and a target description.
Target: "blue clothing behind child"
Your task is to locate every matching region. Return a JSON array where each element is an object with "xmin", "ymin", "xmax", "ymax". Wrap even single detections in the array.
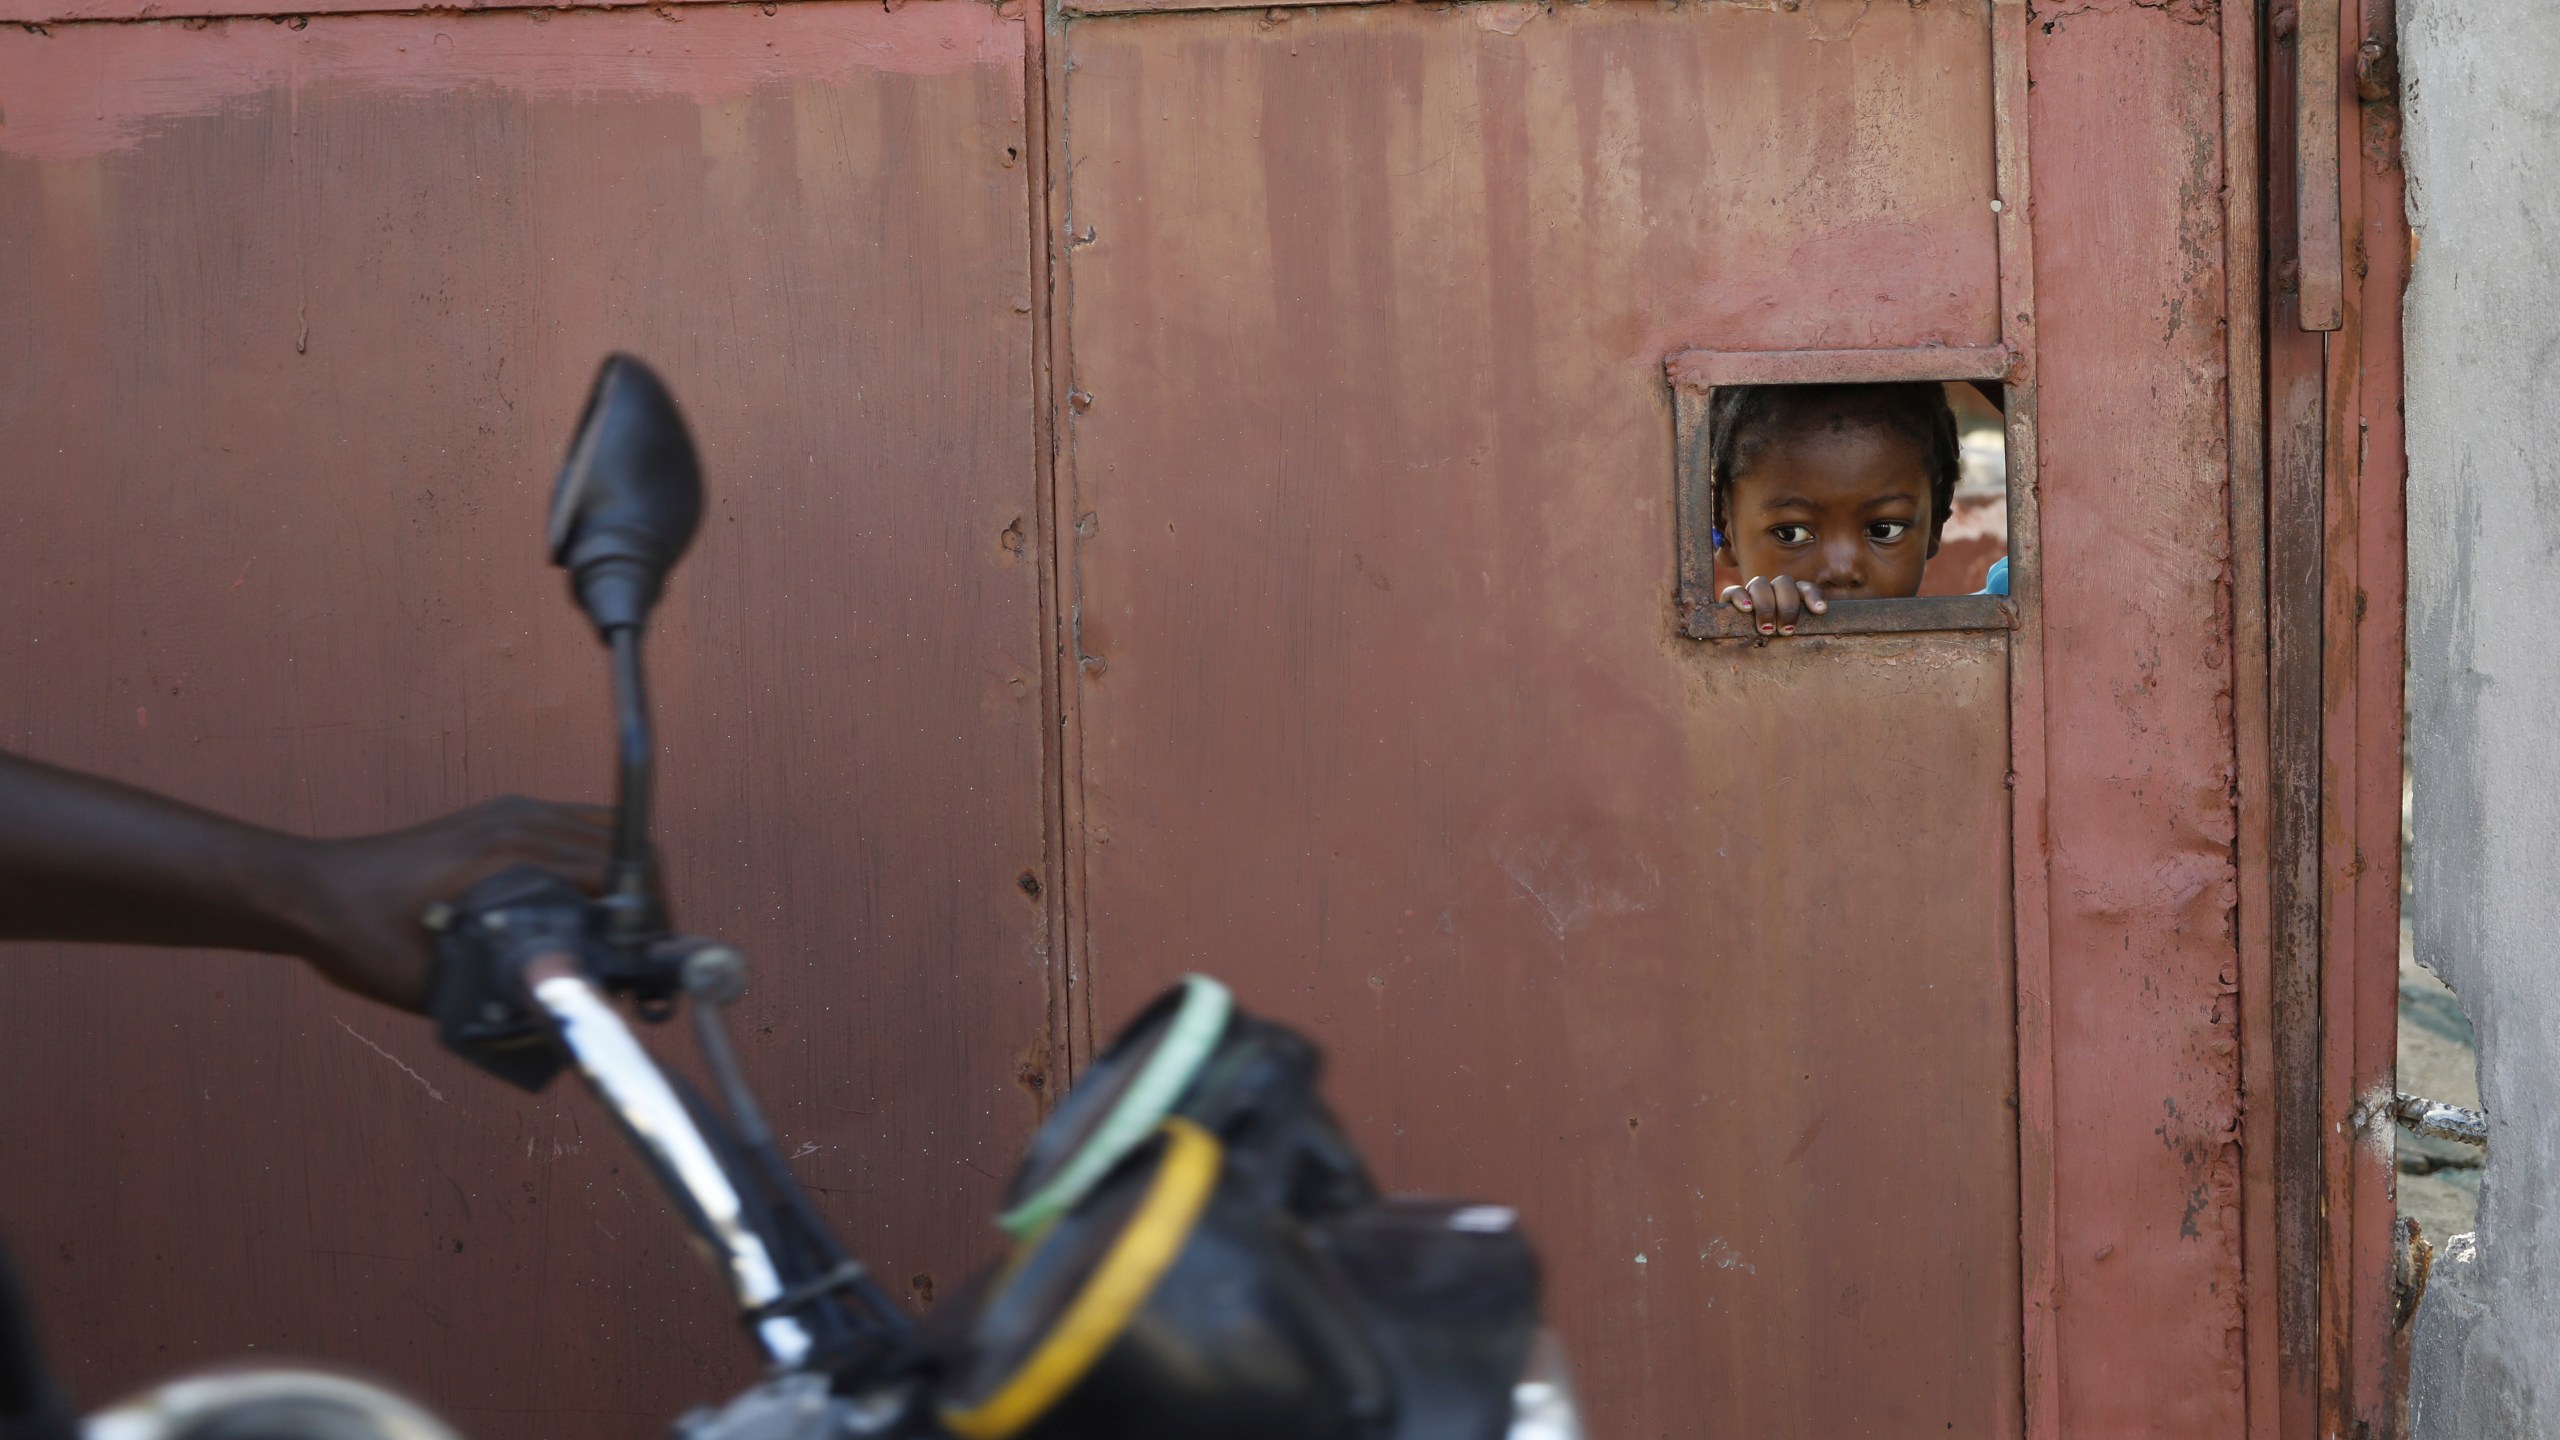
[{"xmin": 1979, "ymin": 556, "xmax": 2010, "ymax": 596}]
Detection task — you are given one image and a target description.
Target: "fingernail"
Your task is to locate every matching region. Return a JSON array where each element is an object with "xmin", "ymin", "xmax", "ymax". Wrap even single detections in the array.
[
  {"xmin": 1760, "ymin": 624, "xmax": 1774, "ymax": 634},
  {"xmin": 1780, "ymin": 626, "xmax": 1794, "ymax": 635}
]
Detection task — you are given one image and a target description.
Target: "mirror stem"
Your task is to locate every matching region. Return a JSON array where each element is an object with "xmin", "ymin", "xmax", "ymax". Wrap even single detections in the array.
[{"xmin": 606, "ymin": 623, "xmax": 661, "ymax": 940}]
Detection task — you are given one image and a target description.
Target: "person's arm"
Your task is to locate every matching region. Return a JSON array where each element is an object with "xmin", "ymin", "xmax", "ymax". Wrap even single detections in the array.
[{"xmin": 0, "ymin": 750, "xmax": 610, "ymax": 1011}]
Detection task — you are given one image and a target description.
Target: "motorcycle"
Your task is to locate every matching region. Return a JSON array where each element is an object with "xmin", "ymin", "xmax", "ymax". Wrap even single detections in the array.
[{"xmin": 59, "ymin": 358, "xmax": 1585, "ymax": 1440}]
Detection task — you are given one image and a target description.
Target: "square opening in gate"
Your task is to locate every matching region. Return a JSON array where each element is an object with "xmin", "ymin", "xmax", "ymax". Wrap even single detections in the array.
[{"xmin": 1671, "ymin": 368, "xmax": 2013, "ymax": 641}]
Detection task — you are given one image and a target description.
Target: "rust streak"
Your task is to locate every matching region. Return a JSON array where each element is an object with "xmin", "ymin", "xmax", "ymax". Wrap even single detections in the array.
[{"xmin": 0, "ymin": 0, "xmax": 1022, "ymax": 160}]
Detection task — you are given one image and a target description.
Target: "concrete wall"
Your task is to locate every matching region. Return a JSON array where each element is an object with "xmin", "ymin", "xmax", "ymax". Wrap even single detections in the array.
[{"xmin": 2402, "ymin": 0, "xmax": 2560, "ymax": 1430}]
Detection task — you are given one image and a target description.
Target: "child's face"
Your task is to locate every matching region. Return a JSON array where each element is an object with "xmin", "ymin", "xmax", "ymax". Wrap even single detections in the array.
[{"xmin": 1717, "ymin": 424, "xmax": 1940, "ymax": 599}]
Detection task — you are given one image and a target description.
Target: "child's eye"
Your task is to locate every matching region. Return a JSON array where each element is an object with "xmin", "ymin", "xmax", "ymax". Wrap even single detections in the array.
[
  {"xmin": 1867, "ymin": 520, "xmax": 1913, "ymax": 543},
  {"xmin": 1770, "ymin": 524, "xmax": 1815, "ymax": 546}
]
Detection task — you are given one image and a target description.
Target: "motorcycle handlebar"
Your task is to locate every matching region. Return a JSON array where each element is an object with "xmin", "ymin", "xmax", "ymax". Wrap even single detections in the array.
[{"xmin": 519, "ymin": 951, "xmax": 816, "ymax": 1370}]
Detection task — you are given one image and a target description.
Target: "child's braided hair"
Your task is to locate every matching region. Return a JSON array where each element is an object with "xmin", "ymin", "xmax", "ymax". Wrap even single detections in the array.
[{"xmin": 1707, "ymin": 383, "xmax": 1964, "ymax": 548}]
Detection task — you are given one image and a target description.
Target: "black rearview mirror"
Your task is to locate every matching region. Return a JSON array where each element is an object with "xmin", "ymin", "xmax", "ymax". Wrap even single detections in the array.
[
  {"xmin": 549, "ymin": 355, "xmax": 703, "ymax": 635},
  {"xmin": 545, "ymin": 354, "xmax": 700, "ymax": 942}
]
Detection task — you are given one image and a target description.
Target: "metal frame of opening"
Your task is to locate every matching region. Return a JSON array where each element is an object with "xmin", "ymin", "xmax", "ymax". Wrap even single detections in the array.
[{"xmin": 1663, "ymin": 343, "xmax": 2023, "ymax": 642}]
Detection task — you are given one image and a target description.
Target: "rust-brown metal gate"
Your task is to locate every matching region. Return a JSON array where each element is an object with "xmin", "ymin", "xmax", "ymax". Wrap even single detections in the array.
[{"xmin": 0, "ymin": 1, "xmax": 2410, "ymax": 1437}]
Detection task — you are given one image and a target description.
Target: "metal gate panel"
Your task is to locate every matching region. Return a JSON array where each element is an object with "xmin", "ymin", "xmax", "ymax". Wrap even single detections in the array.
[
  {"xmin": 2025, "ymin": 3, "xmax": 2256, "ymax": 1437},
  {"xmin": 1055, "ymin": 7, "xmax": 2020, "ymax": 1436},
  {"xmin": 0, "ymin": 8, "xmax": 1048, "ymax": 1436}
]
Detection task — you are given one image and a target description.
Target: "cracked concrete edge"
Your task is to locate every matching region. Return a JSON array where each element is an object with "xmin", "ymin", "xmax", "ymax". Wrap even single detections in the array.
[{"xmin": 2408, "ymin": 1238, "xmax": 2548, "ymax": 1440}]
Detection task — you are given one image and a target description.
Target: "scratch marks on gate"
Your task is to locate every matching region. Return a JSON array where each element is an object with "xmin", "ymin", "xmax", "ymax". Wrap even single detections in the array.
[
  {"xmin": 1496, "ymin": 836, "xmax": 1661, "ymax": 939},
  {"xmin": 1703, "ymin": 1236, "xmax": 1759, "ymax": 1275},
  {"xmin": 333, "ymin": 1014, "xmax": 446, "ymax": 1103}
]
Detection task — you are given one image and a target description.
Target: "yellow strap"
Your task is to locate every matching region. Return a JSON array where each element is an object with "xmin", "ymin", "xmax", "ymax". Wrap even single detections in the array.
[{"xmin": 941, "ymin": 1118, "xmax": 1222, "ymax": 1440}]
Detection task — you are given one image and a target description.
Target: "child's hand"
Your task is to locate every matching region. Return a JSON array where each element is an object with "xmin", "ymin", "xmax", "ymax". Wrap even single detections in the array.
[{"xmin": 1720, "ymin": 576, "xmax": 1829, "ymax": 635}]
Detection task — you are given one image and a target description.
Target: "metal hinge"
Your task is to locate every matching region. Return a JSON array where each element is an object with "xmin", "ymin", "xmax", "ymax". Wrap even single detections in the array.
[{"xmin": 2394, "ymin": 1215, "xmax": 2436, "ymax": 1331}]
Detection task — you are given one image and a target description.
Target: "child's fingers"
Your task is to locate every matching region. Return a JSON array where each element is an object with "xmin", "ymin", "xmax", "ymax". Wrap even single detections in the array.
[
  {"xmin": 1770, "ymin": 577, "xmax": 1809, "ymax": 633},
  {"xmin": 1725, "ymin": 577, "xmax": 1828, "ymax": 634},
  {"xmin": 1746, "ymin": 577, "xmax": 1781, "ymax": 634}
]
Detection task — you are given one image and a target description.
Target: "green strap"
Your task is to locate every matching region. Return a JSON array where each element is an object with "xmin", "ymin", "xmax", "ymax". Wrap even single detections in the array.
[{"xmin": 997, "ymin": 975, "xmax": 1233, "ymax": 1238}]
